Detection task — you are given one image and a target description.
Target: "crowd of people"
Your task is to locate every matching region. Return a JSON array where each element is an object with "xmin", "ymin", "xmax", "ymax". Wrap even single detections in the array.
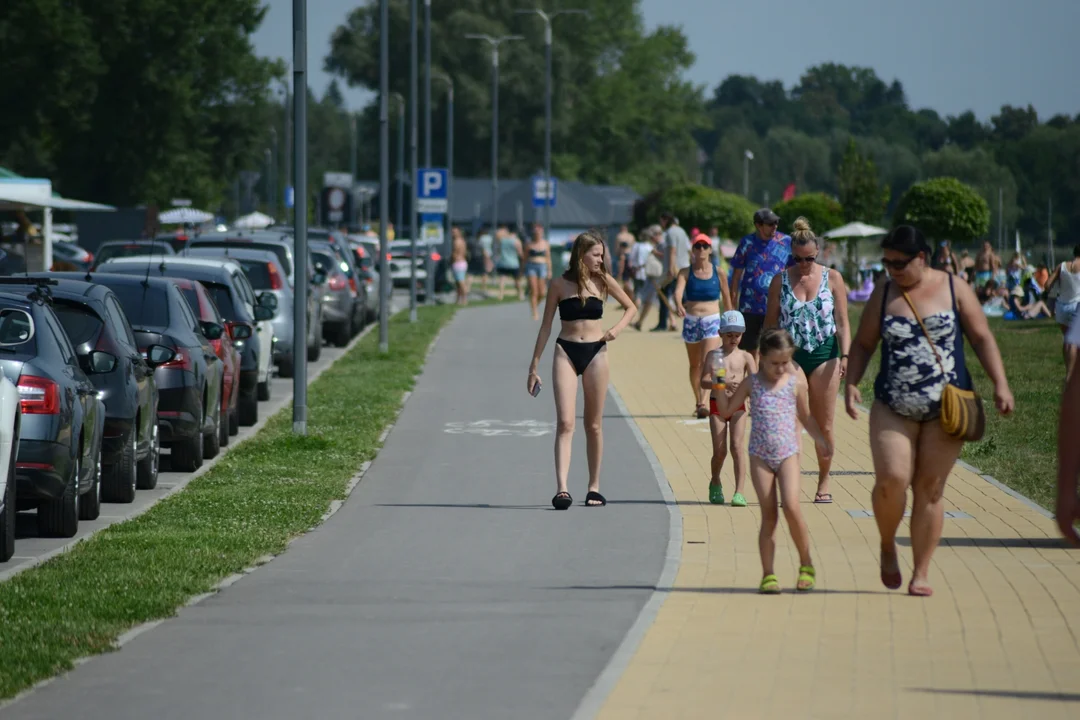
[{"xmin": 524, "ymin": 208, "xmax": 1080, "ymax": 596}]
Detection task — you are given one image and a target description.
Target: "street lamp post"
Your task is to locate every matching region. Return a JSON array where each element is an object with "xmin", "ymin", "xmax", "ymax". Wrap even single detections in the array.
[
  {"xmin": 434, "ymin": 72, "xmax": 454, "ymax": 274},
  {"xmin": 743, "ymin": 149, "xmax": 754, "ymax": 199},
  {"xmin": 349, "ymin": 113, "xmax": 358, "ymax": 227},
  {"xmin": 465, "ymin": 33, "xmax": 523, "ymax": 251},
  {"xmin": 378, "ymin": 0, "xmax": 390, "ymax": 353},
  {"xmin": 422, "ymin": 0, "xmax": 434, "ymax": 304},
  {"xmin": 268, "ymin": 127, "xmax": 277, "ymax": 219},
  {"xmin": 409, "ymin": 0, "xmax": 419, "ymax": 323},
  {"xmin": 516, "ymin": 7, "xmax": 587, "ymax": 242},
  {"xmin": 391, "ymin": 92, "xmax": 405, "ymax": 236},
  {"xmin": 291, "ymin": 0, "xmax": 309, "ymax": 435}
]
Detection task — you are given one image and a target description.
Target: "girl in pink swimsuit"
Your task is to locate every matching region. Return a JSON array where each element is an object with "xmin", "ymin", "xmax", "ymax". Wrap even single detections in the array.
[{"xmin": 713, "ymin": 328, "xmax": 832, "ymax": 593}]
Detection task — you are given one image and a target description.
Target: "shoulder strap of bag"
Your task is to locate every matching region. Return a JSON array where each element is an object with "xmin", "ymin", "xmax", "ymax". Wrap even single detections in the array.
[{"xmin": 900, "ymin": 289, "xmax": 947, "ymax": 376}]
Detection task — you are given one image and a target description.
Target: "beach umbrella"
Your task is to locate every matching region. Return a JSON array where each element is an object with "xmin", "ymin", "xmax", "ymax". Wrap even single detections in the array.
[
  {"xmin": 159, "ymin": 207, "xmax": 214, "ymax": 225},
  {"xmin": 234, "ymin": 211, "xmax": 274, "ymax": 229}
]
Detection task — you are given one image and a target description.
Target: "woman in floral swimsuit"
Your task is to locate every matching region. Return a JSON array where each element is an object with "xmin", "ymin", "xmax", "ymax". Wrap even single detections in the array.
[
  {"xmin": 845, "ymin": 226, "xmax": 1014, "ymax": 597},
  {"xmin": 765, "ymin": 217, "xmax": 850, "ymax": 504}
]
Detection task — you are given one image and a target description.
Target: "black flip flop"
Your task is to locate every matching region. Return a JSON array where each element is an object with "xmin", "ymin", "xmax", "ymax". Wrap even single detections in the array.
[
  {"xmin": 585, "ymin": 491, "xmax": 607, "ymax": 507},
  {"xmin": 552, "ymin": 492, "xmax": 573, "ymax": 510}
]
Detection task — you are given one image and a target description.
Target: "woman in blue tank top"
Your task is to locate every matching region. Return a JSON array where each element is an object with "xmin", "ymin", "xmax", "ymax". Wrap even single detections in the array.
[{"xmin": 675, "ymin": 234, "xmax": 733, "ymax": 417}]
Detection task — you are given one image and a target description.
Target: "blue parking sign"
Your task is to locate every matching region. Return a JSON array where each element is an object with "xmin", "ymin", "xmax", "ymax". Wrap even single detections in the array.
[
  {"xmin": 416, "ymin": 168, "xmax": 448, "ymax": 214},
  {"xmin": 532, "ymin": 175, "xmax": 557, "ymax": 208}
]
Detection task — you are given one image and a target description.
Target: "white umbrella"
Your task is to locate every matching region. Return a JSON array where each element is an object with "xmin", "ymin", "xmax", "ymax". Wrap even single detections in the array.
[
  {"xmin": 234, "ymin": 211, "xmax": 274, "ymax": 230},
  {"xmin": 822, "ymin": 221, "xmax": 889, "ymax": 239},
  {"xmin": 159, "ymin": 207, "xmax": 214, "ymax": 224}
]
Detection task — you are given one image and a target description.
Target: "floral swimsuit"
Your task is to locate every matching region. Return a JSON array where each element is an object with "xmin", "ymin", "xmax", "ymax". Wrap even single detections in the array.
[{"xmin": 748, "ymin": 373, "xmax": 801, "ymax": 472}]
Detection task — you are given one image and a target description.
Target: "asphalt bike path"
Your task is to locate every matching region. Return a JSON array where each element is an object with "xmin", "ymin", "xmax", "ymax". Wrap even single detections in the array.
[{"xmin": 1, "ymin": 301, "xmax": 669, "ymax": 720}]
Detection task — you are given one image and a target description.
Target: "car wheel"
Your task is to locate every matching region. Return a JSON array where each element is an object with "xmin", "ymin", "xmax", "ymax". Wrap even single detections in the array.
[
  {"xmin": 229, "ymin": 406, "xmax": 240, "ymax": 434},
  {"xmin": 331, "ymin": 318, "xmax": 352, "ymax": 348},
  {"xmin": 103, "ymin": 427, "xmax": 137, "ymax": 503},
  {"xmin": 171, "ymin": 408, "xmax": 204, "ymax": 472},
  {"xmin": 39, "ymin": 454, "xmax": 79, "ymax": 538},
  {"xmin": 257, "ymin": 377, "xmax": 271, "ymax": 401},
  {"xmin": 239, "ymin": 388, "xmax": 258, "ymax": 426},
  {"xmin": 278, "ymin": 355, "xmax": 294, "ymax": 379},
  {"xmin": 307, "ymin": 337, "xmax": 322, "ymax": 362},
  {"xmin": 79, "ymin": 446, "xmax": 102, "ymax": 520},
  {"xmin": 219, "ymin": 402, "xmax": 230, "ymax": 448},
  {"xmin": 1, "ymin": 452, "xmax": 15, "ymax": 562},
  {"xmin": 203, "ymin": 402, "xmax": 221, "ymax": 460},
  {"xmin": 136, "ymin": 420, "xmax": 159, "ymax": 490}
]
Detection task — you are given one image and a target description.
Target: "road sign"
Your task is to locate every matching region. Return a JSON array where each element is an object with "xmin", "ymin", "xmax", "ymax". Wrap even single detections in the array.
[
  {"xmin": 324, "ymin": 171, "xmax": 353, "ymax": 189},
  {"xmin": 285, "ymin": 186, "xmax": 294, "ymax": 209},
  {"xmin": 416, "ymin": 168, "xmax": 448, "ymax": 214},
  {"xmin": 532, "ymin": 176, "xmax": 557, "ymax": 208},
  {"xmin": 170, "ymin": 198, "xmax": 192, "ymax": 207}
]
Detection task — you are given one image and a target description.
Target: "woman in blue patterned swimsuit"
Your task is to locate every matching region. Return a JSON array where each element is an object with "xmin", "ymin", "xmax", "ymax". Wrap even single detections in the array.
[{"xmin": 845, "ymin": 226, "xmax": 1014, "ymax": 597}]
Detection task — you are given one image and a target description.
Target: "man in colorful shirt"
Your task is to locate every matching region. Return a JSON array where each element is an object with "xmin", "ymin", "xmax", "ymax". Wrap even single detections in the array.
[{"xmin": 730, "ymin": 208, "xmax": 792, "ymax": 355}]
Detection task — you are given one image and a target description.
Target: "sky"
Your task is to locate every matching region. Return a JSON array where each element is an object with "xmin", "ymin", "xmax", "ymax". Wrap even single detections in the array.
[{"xmin": 252, "ymin": 0, "xmax": 1080, "ymax": 121}]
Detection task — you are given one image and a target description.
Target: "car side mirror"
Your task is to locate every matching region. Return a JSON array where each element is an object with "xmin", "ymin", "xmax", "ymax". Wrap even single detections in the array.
[
  {"xmin": 82, "ymin": 350, "xmax": 118, "ymax": 374},
  {"xmin": 230, "ymin": 323, "xmax": 253, "ymax": 340},
  {"xmin": 200, "ymin": 321, "xmax": 224, "ymax": 341},
  {"xmin": 311, "ymin": 272, "xmax": 327, "ymax": 286},
  {"xmin": 254, "ymin": 305, "xmax": 275, "ymax": 321},
  {"xmin": 258, "ymin": 292, "xmax": 278, "ymax": 310},
  {"xmin": 145, "ymin": 344, "xmax": 176, "ymax": 367}
]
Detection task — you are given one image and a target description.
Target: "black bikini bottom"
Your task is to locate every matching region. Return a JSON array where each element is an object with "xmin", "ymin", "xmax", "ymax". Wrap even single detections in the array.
[{"xmin": 556, "ymin": 338, "xmax": 607, "ymax": 376}]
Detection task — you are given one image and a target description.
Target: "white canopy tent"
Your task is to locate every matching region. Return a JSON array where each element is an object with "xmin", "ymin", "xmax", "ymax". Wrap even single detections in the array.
[
  {"xmin": 822, "ymin": 221, "xmax": 889, "ymax": 239},
  {"xmin": 0, "ymin": 178, "xmax": 116, "ymax": 271},
  {"xmin": 159, "ymin": 207, "xmax": 214, "ymax": 225},
  {"xmin": 233, "ymin": 211, "xmax": 274, "ymax": 229}
]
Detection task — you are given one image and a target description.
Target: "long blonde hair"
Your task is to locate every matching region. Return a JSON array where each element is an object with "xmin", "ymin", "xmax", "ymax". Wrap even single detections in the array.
[{"xmin": 562, "ymin": 229, "xmax": 609, "ymax": 302}]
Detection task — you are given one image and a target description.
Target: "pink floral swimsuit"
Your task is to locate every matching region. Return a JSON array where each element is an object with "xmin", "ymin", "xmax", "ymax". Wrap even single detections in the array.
[{"xmin": 747, "ymin": 373, "xmax": 800, "ymax": 471}]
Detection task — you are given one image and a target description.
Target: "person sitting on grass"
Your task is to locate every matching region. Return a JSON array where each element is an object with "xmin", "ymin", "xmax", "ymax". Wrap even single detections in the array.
[
  {"xmin": 712, "ymin": 327, "xmax": 832, "ymax": 594},
  {"xmin": 699, "ymin": 311, "xmax": 755, "ymax": 507}
]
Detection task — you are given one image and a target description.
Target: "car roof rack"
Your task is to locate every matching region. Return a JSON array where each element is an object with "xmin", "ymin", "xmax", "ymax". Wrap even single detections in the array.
[{"xmin": 0, "ymin": 276, "xmax": 58, "ymax": 305}]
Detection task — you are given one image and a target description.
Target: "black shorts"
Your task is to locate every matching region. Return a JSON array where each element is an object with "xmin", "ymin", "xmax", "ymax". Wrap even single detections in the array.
[
  {"xmin": 496, "ymin": 266, "xmax": 519, "ymax": 278},
  {"xmin": 739, "ymin": 312, "xmax": 765, "ymax": 352}
]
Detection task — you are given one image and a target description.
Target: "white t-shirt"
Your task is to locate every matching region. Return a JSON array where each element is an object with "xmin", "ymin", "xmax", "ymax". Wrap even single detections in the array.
[
  {"xmin": 1068, "ymin": 312, "xmax": 1080, "ymax": 346},
  {"xmin": 630, "ymin": 241, "xmax": 654, "ymax": 281},
  {"xmin": 666, "ymin": 224, "xmax": 691, "ymax": 272}
]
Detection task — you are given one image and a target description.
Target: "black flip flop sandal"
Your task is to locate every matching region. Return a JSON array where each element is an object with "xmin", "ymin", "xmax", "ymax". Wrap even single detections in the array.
[
  {"xmin": 585, "ymin": 491, "xmax": 607, "ymax": 507},
  {"xmin": 552, "ymin": 492, "xmax": 573, "ymax": 510}
]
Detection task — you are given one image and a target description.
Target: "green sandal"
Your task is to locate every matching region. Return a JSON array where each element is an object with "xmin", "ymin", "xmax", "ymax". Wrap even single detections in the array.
[
  {"xmin": 759, "ymin": 574, "xmax": 781, "ymax": 594},
  {"xmin": 797, "ymin": 565, "xmax": 816, "ymax": 592},
  {"xmin": 709, "ymin": 483, "xmax": 724, "ymax": 505},
  {"xmin": 730, "ymin": 492, "xmax": 747, "ymax": 507}
]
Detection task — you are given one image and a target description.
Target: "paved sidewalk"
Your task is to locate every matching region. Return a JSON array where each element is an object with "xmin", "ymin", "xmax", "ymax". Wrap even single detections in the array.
[{"xmin": 597, "ymin": 327, "xmax": 1080, "ymax": 720}]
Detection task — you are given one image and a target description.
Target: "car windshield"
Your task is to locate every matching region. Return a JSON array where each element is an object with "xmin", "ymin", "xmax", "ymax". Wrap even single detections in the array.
[
  {"xmin": 97, "ymin": 244, "xmax": 171, "ymax": 264},
  {"xmin": 203, "ymin": 281, "xmax": 238, "ymax": 318},
  {"xmin": 105, "ymin": 283, "xmax": 170, "ymax": 329},
  {"xmin": 236, "ymin": 259, "xmax": 272, "ymax": 289},
  {"xmin": 190, "ymin": 241, "xmax": 292, "ymax": 277},
  {"xmin": 52, "ymin": 300, "xmax": 105, "ymax": 346}
]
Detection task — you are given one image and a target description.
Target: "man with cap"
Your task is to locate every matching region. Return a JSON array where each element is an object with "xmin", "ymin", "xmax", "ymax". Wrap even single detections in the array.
[
  {"xmin": 730, "ymin": 208, "xmax": 792, "ymax": 358},
  {"xmin": 653, "ymin": 210, "xmax": 692, "ymax": 332}
]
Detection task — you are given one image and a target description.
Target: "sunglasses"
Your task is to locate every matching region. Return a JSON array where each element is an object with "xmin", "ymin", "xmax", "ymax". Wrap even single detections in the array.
[
  {"xmin": 793, "ymin": 255, "xmax": 817, "ymax": 264},
  {"xmin": 881, "ymin": 255, "xmax": 918, "ymax": 271}
]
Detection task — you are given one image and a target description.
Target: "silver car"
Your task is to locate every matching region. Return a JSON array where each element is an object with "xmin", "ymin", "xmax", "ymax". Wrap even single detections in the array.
[{"xmin": 310, "ymin": 240, "xmax": 366, "ymax": 347}]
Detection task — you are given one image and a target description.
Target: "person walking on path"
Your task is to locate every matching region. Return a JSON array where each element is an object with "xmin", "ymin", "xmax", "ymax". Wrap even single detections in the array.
[
  {"xmin": 844, "ymin": 225, "xmax": 1014, "ymax": 597},
  {"xmin": 1043, "ymin": 245, "xmax": 1080, "ymax": 380},
  {"xmin": 450, "ymin": 227, "xmax": 470, "ymax": 306},
  {"xmin": 713, "ymin": 328, "xmax": 831, "ymax": 593},
  {"xmin": 700, "ymin": 311, "xmax": 754, "ymax": 506},
  {"xmin": 1057, "ymin": 312, "xmax": 1080, "ymax": 545},
  {"xmin": 653, "ymin": 211, "xmax": 691, "ymax": 333},
  {"xmin": 523, "ymin": 223, "xmax": 552, "ymax": 321},
  {"xmin": 630, "ymin": 225, "xmax": 665, "ymax": 331},
  {"xmin": 615, "ymin": 224, "xmax": 637, "ymax": 296},
  {"xmin": 675, "ymin": 233, "xmax": 733, "ymax": 417},
  {"xmin": 730, "ymin": 208, "xmax": 792, "ymax": 360},
  {"xmin": 475, "ymin": 225, "xmax": 495, "ymax": 294},
  {"xmin": 764, "ymin": 217, "xmax": 851, "ymax": 503},
  {"xmin": 527, "ymin": 230, "xmax": 637, "ymax": 509},
  {"xmin": 494, "ymin": 226, "xmax": 524, "ymax": 301}
]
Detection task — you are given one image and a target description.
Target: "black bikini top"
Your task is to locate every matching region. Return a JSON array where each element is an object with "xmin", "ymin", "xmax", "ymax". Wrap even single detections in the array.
[{"xmin": 558, "ymin": 296, "xmax": 604, "ymax": 322}]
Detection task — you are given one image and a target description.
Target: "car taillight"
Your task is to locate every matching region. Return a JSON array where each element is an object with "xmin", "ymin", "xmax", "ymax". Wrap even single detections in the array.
[
  {"xmin": 85, "ymin": 252, "xmax": 94, "ymax": 263},
  {"xmin": 267, "ymin": 263, "xmax": 284, "ymax": 290},
  {"xmin": 149, "ymin": 346, "xmax": 194, "ymax": 371},
  {"xmin": 328, "ymin": 274, "xmax": 347, "ymax": 291},
  {"xmin": 386, "ymin": 253, "xmax": 392, "ymax": 261},
  {"xmin": 430, "ymin": 251, "xmax": 441, "ymax": 262},
  {"xmin": 210, "ymin": 338, "xmax": 222, "ymax": 354},
  {"xmin": 18, "ymin": 376, "xmax": 60, "ymax": 415},
  {"xmin": 348, "ymin": 276, "xmax": 358, "ymax": 293}
]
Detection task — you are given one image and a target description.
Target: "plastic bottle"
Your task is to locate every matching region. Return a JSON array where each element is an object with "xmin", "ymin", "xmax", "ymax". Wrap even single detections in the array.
[{"xmin": 710, "ymin": 348, "xmax": 727, "ymax": 390}]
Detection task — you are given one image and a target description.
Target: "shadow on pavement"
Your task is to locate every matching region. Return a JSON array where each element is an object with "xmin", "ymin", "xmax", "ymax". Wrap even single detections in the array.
[
  {"xmin": 896, "ymin": 536, "xmax": 1072, "ymax": 549},
  {"xmin": 910, "ymin": 688, "xmax": 1080, "ymax": 702},
  {"xmin": 548, "ymin": 584, "xmax": 887, "ymax": 596}
]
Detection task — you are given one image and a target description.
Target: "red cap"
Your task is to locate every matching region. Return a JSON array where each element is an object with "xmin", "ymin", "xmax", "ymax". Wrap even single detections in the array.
[{"xmin": 692, "ymin": 233, "xmax": 712, "ymax": 248}]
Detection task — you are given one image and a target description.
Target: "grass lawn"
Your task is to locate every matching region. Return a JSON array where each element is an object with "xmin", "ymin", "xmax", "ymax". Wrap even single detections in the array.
[
  {"xmin": 0, "ymin": 305, "xmax": 457, "ymax": 699},
  {"xmin": 847, "ymin": 303, "xmax": 1064, "ymax": 510}
]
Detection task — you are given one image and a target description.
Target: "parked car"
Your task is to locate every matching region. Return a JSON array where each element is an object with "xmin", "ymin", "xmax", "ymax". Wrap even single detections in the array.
[
  {"xmin": 388, "ymin": 239, "xmax": 428, "ymax": 300},
  {"xmin": 50, "ymin": 242, "xmax": 94, "ymax": 272},
  {"xmin": 26, "ymin": 275, "xmax": 170, "ymax": 502},
  {"xmin": 0, "ymin": 375, "xmax": 21, "ymax": 561},
  {"xmin": 0, "ymin": 280, "xmax": 105, "ymax": 538},
  {"xmin": 183, "ymin": 246, "xmax": 323, "ymax": 382},
  {"xmin": 348, "ymin": 237, "xmax": 385, "ymax": 320},
  {"xmin": 172, "ymin": 278, "xmax": 241, "ymax": 447},
  {"xmin": 91, "ymin": 240, "xmax": 175, "ymax": 270},
  {"xmin": 310, "ymin": 239, "xmax": 366, "ymax": 346},
  {"xmin": 71, "ymin": 273, "xmax": 225, "ymax": 472},
  {"xmin": 98, "ymin": 256, "xmax": 274, "ymax": 425}
]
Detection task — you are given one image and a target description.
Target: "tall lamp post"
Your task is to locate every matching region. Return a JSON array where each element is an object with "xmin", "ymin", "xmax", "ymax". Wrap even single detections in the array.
[
  {"xmin": 391, "ymin": 92, "xmax": 405, "ymax": 236},
  {"xmin": 268, "ymin": 127, "xmax": 277, "ymax": 219},
  {"xmin": 743, "ymin": 149, "xmax": 754, "ymax": 199},
  {"xmin": 378, "ymin": 0, "xmax": 390, "ymax": 352},
  {"xmin": 408, "ymin": 0, "xmax": 419, "ymax": 322},
  {"xmin": 434, "ymin": 72, "xmax": 454, "ymax": 273},
  {"xmin": 516, "ymin": 7, "xmax": 587, "ymax": 242},
  {"xmin": 291, "ymin": 0, "xmax": 309, "ymax": 434},
  {"xmin": 465, "ymin": 33, "xmax": 523, "ymax": 250}
]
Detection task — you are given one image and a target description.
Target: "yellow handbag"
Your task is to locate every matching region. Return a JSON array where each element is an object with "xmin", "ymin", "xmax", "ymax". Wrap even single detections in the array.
[{"xmin": 900, "ymin": 290, "xmax": 986, "ymax": 442}]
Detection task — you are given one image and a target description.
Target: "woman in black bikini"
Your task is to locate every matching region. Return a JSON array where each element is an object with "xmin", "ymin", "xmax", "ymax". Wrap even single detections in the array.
[{"xmin": 527, "ymin": 230, "xmax": 637, "ymax": 509}]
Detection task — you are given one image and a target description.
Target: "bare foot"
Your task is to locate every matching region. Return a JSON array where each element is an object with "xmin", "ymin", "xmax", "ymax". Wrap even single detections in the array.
[
  {"xmin": 880, "ymin": 545, "xmax": 902, "ymax": 590},
  {"xmin": 908, "ymin": 578, "xmax": 933, "ymax": 597}
]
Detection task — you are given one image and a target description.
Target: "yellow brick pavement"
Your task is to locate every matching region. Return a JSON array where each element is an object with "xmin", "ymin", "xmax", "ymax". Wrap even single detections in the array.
[{"xmin": 598, "ymin": 327, "xmax": 1080, "ymax": 720}]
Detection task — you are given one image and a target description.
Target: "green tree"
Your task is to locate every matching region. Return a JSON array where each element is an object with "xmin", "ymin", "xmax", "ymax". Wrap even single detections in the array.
[
  {"xmin": 893, "ymin": 177, "xmax": 990, "ymax": 245},
  {"xmin": 772, "ymin": 193, "xmax": 844, "ymax": 236},
  {"xmin": 922, "ymin": 146, "xmax": 1018, "ymax": 241},
  {"xmin": 637, "ymin": 184, "xmax": 756, "ymax": 240},
  {"xmin": 836, "ymin": 138, "xmax": 889, "ymax": 223}
]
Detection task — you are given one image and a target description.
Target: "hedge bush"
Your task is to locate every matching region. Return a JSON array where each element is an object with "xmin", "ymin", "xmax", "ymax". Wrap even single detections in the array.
[
  {"xmin": 893, "ymin": 177, "xmax": 990, "ymax": 245},
  {"xmin": 772, "ymin": 192, "xmax": 844, "ymax": 237},
  {"xmin": 635, "ymin": 184, "xmax": 757, "ymax": 239}
]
